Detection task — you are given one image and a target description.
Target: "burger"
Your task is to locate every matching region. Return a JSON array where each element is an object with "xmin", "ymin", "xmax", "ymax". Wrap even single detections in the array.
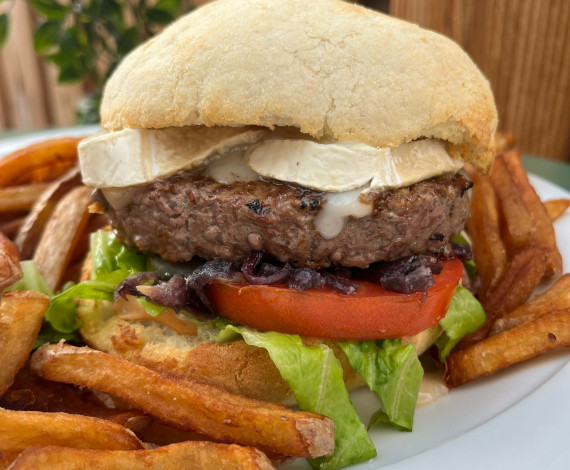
[{"xmin": 71, "ymin": 0, "xmax": 496, "ymax": 466}]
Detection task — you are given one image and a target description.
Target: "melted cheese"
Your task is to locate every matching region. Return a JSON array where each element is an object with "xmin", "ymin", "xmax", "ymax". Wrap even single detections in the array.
[
  {"xmin": 315, "ymin": 188, "xmax": 373, "ymax": 239},
  {"xmin": 81, "ymin": 127, "xmax": 464, "ymax": 240}
]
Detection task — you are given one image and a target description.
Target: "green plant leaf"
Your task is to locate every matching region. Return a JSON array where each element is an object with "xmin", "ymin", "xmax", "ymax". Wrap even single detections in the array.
[
  {"xmin": 154, "ymin": 0, "xmax": 182, "ymax": 15},
  {"xmin": 33, "ymin": 21, "xmax": 61, "ymax": 54},
  {"xmin": 28, "ymin": 0, "xmax": 69, "ymax": 20},
  {"xmin": 146, "ymin": 7, "xmax": 175, "ymax": 25},
  {"xmin": 0, "ymin": 14, "xmax": 9, "ymax": 49},
  {"xmin": 76, "ymin": 93, "xmax": 101, "ymax": 125}
]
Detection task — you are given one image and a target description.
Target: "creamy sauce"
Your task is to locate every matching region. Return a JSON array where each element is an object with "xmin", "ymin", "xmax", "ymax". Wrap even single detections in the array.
[{"xmin": 417, "ymin": 369, "xmax": 449, "ymax": 407}]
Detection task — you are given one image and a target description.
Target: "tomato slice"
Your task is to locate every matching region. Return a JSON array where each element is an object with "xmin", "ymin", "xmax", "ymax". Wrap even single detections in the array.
[{"xmin": 206, "ymin": 258, "xmax": 464, "ymax": 340}]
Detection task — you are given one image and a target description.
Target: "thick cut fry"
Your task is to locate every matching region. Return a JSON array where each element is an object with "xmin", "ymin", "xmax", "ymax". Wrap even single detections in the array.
[
  {"xmin": 490, "ymin": 274, "xmax": 570, "ymax": 335},
  {"xmin": 0, "ymin": 452, "xmax": 18, "ymax": 470},
  {"xmin": 0, "ymin": 184, "xmax": 50, "ymax": 213},
  {"xmin": 31, "ymin": 344, "xmax": 335, "ymax": 458},
  {"xmin": 0, "ymin": 215, "xmax": 26, "ymax": 241},
  {"xmin": 32, "ymin": 185, "xmax": 92, "ymax": 291},
  {"xmin": 465, "ymin": 169, "xmax": 507, "ymax": 298},
  {"xmin": 0, "ymin": 232, "xmax": 22, "ymax": 292},
  {"xmin": 445, "ymin": 310, "xmax": 570, "ymax": 388},
  {"xmin": 489, "ymin": 156, "xmax": 536, "ymax": 255},
  {"xmin": 16, "ymin": 167, "xmax": 81, "ymax": 260},
  {"xmin": 500, "ymin": 150, "xmax": 562, "ymax": 277},
  {"xmin": 0, "ymin": 137, "xmax": 82, "ymax": 187},
  {"xmin": 9, "ymin": 442, "xmax": 275, "ymax": 470},
  {"xmin": 0, "ymin": 408, "xmax": 143, "ymax": 452},
  {"xmin": 494, "ymin": 131, "xmax": 516, "ymax": 153},
  {"xmin": 0, "ymin": 291, "xmax": 49, "ymax": 396},
  {"xmin": 459, "ymin": 247, "xmax": 549, "ymax": 347},
  {"xmin": 544, "ymin": 198, "xmax": 570, "ymax": 222}
]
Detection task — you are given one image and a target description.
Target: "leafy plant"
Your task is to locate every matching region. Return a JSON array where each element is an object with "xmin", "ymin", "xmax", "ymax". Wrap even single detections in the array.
[{"xmin": 0, "ymin": 0, "xmax": 192, "ymax": 123}]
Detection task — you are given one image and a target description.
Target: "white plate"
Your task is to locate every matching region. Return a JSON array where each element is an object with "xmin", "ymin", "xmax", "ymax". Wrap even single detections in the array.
[{"xmin": 1, "ymin": 129, "xmax": 569, "ymax": 469}]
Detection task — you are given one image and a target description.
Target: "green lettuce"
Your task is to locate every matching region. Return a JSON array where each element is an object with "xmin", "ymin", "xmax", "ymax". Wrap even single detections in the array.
[
  {"xmin": 451, "ymin": 233, "xmax": 477, "ymax": 283},
  {"xmin": 435, "ymin": 285, "xmax": 486, "ymax": 360},
  {"xmin": 6, "ymin": 260, "xmax": 53, "ymax": 296},
  {"xmin": 338, "ymin": 340, "xmax": 422, "ymax": 432},
  {"xmin": 42, "ymin": 231, "xmax": 151, "ymax": 335},
  {"xmin": 217, "ymin": 325, "xmax": 376, "ymax": 470}
]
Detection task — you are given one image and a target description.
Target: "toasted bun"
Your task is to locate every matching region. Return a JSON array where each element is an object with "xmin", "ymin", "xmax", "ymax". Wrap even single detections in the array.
[
  {"xmin": 101, "ymin": 0, "xmax": 497, "ymax": 172},
  {"xmin": 77, "ymin": 300, "xmax": 364, "ymax": 404}
]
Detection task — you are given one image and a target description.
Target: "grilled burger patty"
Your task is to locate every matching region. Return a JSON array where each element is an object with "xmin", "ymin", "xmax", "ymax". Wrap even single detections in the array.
[{"xmin": 100, "ymin": 172, "xmax": 472, "ymax": 269}]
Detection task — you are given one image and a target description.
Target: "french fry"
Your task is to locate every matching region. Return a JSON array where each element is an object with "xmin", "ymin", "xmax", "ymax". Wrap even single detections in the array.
[
  {"xmin": 0, "ymin": 215, "xmax": 26, "ymax": 241},
  {"xmin": 0, "ymin": 137, "xmax": 82, "ymax": 188},
  {"xmin": 32, "ymin": 185, "xmax": 92, "ymax": 291},
  {"xmin": 9, "ymin": 442, "xmax": 275, "ymax": 470},
  {"xmin": 494, "ymin": 131, "xmax": 516, "ymax": 154},
  {"xmin": 0, "ymin": 408, "xmax": 144, "ymax": 452},
  {"xmin": 490, "ymin": 274, "xmax": 570, "ymax": 335},
  {"xmin": 0, "ymin": 232, "xmax": 22, "ymax": 292},
  {"xmin": 500, "ymin": 150, "xmax": 562, "ymax": 277},
  {"xmin": 0, "ymin": 452, "xmax": 18, "ymax": 470},
  {"xmin": 0, "ymin": 291, "xmax": 49, "ymax": 396},
  {"xmin": 489, "ymin": 156, "xmax": 536, "ymax": 255},
  {"xmin": 444, "ymin": 310, "xmax": 570, "ymax": 388},
  {"xmin": 16, "ymin": 167, "xmax": 81, "ymax": 260},
  {"xmin": 465, "ymin": 169, "xmax": 507, "ymax": 298},
  {"xmin": 459, "ymin": 247, "xmax": 549, "ymax": 347},
  {"xmin": 31, "ymin": 343, "xmax": 335, "ymax": 458},
  {"xmin": 0, "ymin": 184, "xmax": 50, "ymax": 213},
  {"xmin": 482, "ymin": 247, "xmax": 549, "ymax": 321},
  {"xmin": 544, "ymin": 198, "xmax": 570, "ymax": 222},
  {"xmin": 0, "ymin": 366, "xmax": 152, "ymax": 435}
]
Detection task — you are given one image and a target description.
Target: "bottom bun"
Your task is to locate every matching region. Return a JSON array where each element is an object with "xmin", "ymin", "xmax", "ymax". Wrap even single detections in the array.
[{"xmin": 77, "ymin": 299, "xmax": 439, "ymax": 404}]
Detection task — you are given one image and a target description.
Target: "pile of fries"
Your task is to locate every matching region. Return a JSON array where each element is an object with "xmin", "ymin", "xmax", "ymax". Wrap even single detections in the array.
[
  {"xmin": 0, "ymin": 134, "xmax": 569, "ymax": 468},
  {"xmin": 444, "ymin": 135, "xmax": 570, "ymax": 387},
  {"xmin": 0, "ymin": 139, "xmax": 338, "ymax": 469}
]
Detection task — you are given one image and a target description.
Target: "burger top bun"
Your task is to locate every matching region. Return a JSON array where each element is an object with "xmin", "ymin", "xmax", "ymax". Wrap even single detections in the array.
[{"xmin": 100, "ymin": 0, "xmax": 497, "ymax": 172}]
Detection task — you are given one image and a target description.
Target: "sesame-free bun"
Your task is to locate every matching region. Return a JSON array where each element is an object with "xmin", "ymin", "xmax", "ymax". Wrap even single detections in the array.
[{"xmin": 101, "ymin": 0, "xmax": 497, "ymax": 172}]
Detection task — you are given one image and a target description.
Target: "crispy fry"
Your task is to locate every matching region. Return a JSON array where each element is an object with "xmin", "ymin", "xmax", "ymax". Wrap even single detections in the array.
[
  {"xmin": 459, "ymin": 247, "xmax": 549, "ymax": 347},
  {"xmin": 489, "ymin": 156, "xmax": 536, "ymax": 255},
  {"xmin": 16, "ymin": 167, "xmax": 81, "ymax": 260},
  {"xmin": 32, "ymin": 185, "xmax": 92, "ymax": 291},
  {"xmin": 465, "ymin": 169, "xmax": 507, "ymax": 297},
  {"xmin": 0, "ymin": 366, "xmax": 151, "ymax": 435},
  {"xmin": 9, "ymin": 442, "xmax": 275, "ymax": 470},
  {"xmin": 544, "ymin": 198, "xmax": 570, "ymax": 222},
  {"xmin": 490, "ymin": 274, "xmax": 570, "ymax": 335},
  {"xmin": 0, "ymin": 216, "xmax": 26, "ymax": 241},
  {"xmin": 500, "ymin": 150, "xmax": 562, "ymax": 277},
  {"xmin": 31, "ymin": 343, "xmax": 335, "ymax": 458},
  {"xmin": 482, "ymin": 247, "xmax": 549, "ymax": 321},
  {"xmin": 0, "ymin": 452, "xmax": 18, "ymax": 470},
  {"xmin": 0, "ymin": 408, "xmax": 144, "ymax": 452},
  {"xmin": 0, "ymin": 184, "xmax": 50, "ymax": 213},
  {"xmin": 0, "ymin": 291, "xmax": 49, "ymax": 396},
  {"xmin": 494, "ymin": 131, "xmax": 516, "ymax": 153},
  {"xmin": 0, "ymin": 137, "xmax": 82, "ymax": 188},
  {"xmin": 0, "ymin": 232, "xmax": 22, "ymax": 292},
  {"xmin": 444, "ymin": 310, "xmax": 570, "ymax": 388}
]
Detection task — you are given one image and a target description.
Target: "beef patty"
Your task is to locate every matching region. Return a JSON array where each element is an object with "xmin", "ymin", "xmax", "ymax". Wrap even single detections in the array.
[{"xmin": 100, "ymin": 172, "xmax": 472, "ymax": 269}]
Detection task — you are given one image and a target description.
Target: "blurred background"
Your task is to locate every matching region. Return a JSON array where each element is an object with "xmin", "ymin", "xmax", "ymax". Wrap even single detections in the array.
[{"xmin": 0, "ymin": 0, "xmax": 568, "ymax": 161}]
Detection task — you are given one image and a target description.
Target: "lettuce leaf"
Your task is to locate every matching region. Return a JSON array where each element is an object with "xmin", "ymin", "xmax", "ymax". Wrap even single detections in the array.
[
  {"xmin": 5, "ymin": 260, "xmax": 53, "ymax": 296},
  {"xmin": 338, "ymin": 340, "xmax": 422, "ymax": 432},
  {"xmin": 435, "ymin": 285, "xmax": 486, "ymax": 360},
  {"xmin": 217, "ymin": 325, "xmax": 376, "ymax": 470}
]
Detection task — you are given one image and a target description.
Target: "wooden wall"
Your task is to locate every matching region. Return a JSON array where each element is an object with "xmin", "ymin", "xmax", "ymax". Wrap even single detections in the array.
[
  {"xmin": 0, "ymin": 1, "xmax": 84, "ymax": 130},
  {"xmin": 1, "ymin": 0, "xmax": 569, "ymax": 161},
  {"xmin": 390, "ymin": 0, "xmax": 570, "ymax": 161}
]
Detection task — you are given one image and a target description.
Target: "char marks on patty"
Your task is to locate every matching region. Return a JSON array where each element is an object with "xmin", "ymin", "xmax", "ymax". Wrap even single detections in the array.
[{"xmin": 102, "ymin": 172, "xmax": 472, "ymax": 269}]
